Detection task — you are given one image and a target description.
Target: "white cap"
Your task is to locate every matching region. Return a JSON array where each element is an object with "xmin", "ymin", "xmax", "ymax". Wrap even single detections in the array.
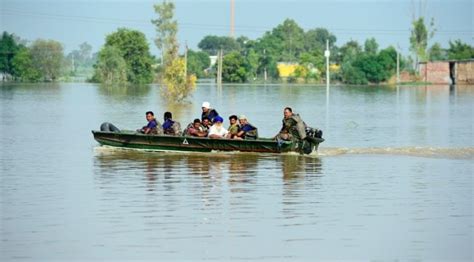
[
  {"xmin": 239, "ymin": 114, "xmax": 247, "ymax": 120},
  {"xmin": 202, "ymin": 101, "xmax": 210, "ymax": 108}
]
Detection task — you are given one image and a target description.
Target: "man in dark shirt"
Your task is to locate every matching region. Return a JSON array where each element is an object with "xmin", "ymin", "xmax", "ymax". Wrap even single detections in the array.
[
  {"xmin": 201, "ymin": 101, "xmax": 219, "ymax": 123},
  {"xmin": 162, "ymin": 111, "xmax": 181, "ymax": 136},
  {"xmin": 235, "ymin": 115, "xmax": 258, "ymax": 140},
  {"xmin": 138, "ymin": 111, "xmax": 162, "ymax": 134}
]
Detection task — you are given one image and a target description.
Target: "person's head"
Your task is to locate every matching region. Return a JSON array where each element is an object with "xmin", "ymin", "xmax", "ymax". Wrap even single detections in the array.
[
  {"xmin": 202, "ymin": 101, "xmax": 211, "ymax": 113},
  {"xmin": 193, "ymin": 118, "xmax": 201, "ymax": 129},
  {"xmin": 229, "ymin": 115, "xmax": 238, "ymax": 125},
  {"xmin": 202, "ymin": 117, "xmax": 210, "ymax": 126},
  {"xmin": 164, "ymin": 111, "xmax": 172, "ymax": 121},
  {"xmin": 238, "ymin": 115, "xmax": 248, "ymax": 125},
  {"xmin": 146, "ymin": 111, "xmax": 154, "ymax": 122},
  {"xmin": 283, "ymin": 107, "xmax": 293, "ymax": 119},
  {"xmin": 213, "ymin": 116, "xmax": 224, "ymax": 126}
]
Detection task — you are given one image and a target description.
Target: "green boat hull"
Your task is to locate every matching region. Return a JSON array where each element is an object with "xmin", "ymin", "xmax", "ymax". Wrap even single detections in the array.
[{"xmin": 92, "ymin": 130, "xmax": 324, "ymax": 155}]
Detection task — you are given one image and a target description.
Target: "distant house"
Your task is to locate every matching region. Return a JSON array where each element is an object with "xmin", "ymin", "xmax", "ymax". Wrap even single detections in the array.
[
  {"xmin": 277, "ymin": 62, "xmax": 298, "ymax": 78},
  {"xmin": 419, "ymin": 59, "xmax": 474, "ymax": 84}
]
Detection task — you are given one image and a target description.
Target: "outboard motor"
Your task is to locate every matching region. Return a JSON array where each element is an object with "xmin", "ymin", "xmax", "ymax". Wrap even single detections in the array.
[{"xmin": 305, "ymin": 127, "xmax": 323, "ymax": 139}]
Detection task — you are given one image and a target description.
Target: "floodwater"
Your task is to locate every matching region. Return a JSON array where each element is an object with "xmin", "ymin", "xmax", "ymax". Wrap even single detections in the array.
[{"xmin": 1, "ymin": 82, "xmax": 473, "ymax": 261}]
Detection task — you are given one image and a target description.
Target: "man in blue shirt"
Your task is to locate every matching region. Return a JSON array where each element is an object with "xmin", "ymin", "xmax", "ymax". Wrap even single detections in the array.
[
  {"xmin": 201, "ymin": 101, "xmax": 219, "ymax": 123},
  {"xmin": 162, "ymin": 111, "xmax": 181, "ymax": 136},
  {"xmin": 235, "ymin": 115, "xmax": 258, "ymax": 140},
  {"xmin": 138, "ymin": 111, "xmax": 162, "ymax": 134}
]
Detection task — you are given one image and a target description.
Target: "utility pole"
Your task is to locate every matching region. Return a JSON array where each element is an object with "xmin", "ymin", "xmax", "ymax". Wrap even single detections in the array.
[
  {"xmin": 396, "ymin": 44, "xmax": 400, "ymax": 84},
  {"xmin": 230, "ymin": 0, "xmax": 235, "ymax": 38},
  {"xmin": 217, "ymin": 49, "xmax": 223, "ymax": 85},
  {"xmin": 324, "ymin": 39, "xmax": 331, "ymax": 133},
  {"xmin": 263, "ymin": 49, "xmax": 267, "ymax": 82},
  {"xmin": 325, "ymin": 39, "xmax": 330, "ymax": 91}
]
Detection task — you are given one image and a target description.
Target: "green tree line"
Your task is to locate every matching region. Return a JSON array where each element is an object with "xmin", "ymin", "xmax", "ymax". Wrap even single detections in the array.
[{"xmin": 1, "ymin": 14, "xmax": 473, "ymax": 84}]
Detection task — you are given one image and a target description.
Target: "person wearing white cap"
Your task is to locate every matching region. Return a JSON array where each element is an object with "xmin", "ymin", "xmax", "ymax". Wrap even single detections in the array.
[
  {"xmin": 201, "ymin": 101, "xmax": 219, "ymax": 123},
  {"xmin": 234, "ymin": 114, "xmax": 258, "ymax": 140}
]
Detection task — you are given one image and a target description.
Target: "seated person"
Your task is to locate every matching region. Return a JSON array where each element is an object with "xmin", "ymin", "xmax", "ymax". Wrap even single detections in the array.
[
  {"xmin": 162, "ymin": 111, "xmax": 182, "ymax": 136},
  {"xmin": 201, "ymin": 101, "xmax": 219, "ymax": 123},
  {"xmin": 227, "ymin": 115, "xmax": 240, "ymax": 138},
  {"xmin": 276, "ymin": 107, "xmax": 306, "ymax": 141},
  {"xmin": 138, "ymin": 111, "xmax": 163, "ymax": 134},
  {"xmin": 183, "ymin": 118, "xmax": 208, "ymax": 137},
  {"xmin": 234, "ymin": 115, "xmax": 258, "ymax": 140},
  {"xmin": 200, "ymin": 117, "xmax": 212, "ymax": 133},
  {"xmin": 208, "ymin": 116, "xmax": 229, "ymax": 139}
]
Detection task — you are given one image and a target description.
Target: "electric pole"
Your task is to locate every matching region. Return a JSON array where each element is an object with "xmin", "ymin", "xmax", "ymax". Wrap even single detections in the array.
[
  {"xmin": 396, "ymin": 44, "xmax": 400, "ymax": 84},
  {"xmin": 325, "ymin": 39, "xmax": 330, "ymax": 91}
]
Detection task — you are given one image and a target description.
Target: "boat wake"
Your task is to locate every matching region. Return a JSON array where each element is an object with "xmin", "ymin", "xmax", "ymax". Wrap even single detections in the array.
[{"xmin": 317, "ymin": 146, "xmax": 474, "ymax": 159}]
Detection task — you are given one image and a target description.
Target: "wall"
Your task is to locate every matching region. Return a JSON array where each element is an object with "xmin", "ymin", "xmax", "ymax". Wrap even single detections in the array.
[{"xmin": 419, "ymin": 62, "xmax": 451, "ymax": 84}]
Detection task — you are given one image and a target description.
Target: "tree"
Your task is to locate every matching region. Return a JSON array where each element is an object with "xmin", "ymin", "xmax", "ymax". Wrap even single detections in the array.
[
  {"xmin": 103, "ymin": 28, "xmax": 154, "ymax": 84},
  {"xmin": 304, "ymin": 28, "xmax": 336, "ymax": 51},
  {"xmin": 270, "ymin": 19, "xmax": 305, "ymax": 61},
  {"xmin": 30, "ymin": 39, "xmax": 64, "ymax": 81},
  {"xmin": 11, "ymin": 47, "xmax": 41, "ymax": 81},
  {"xmin": 364, "ymin": 38, "xmax": 379, "ymax": 55},
  {"xmin": 447, "ymin": 40, "xmax": 474, "ymax": 60},
  {"xmin": 162, "ymin": 58, "xmax": 196, "ymax": 102},
  {"xmin": 429, "ymin": 43, "xmax": 446, "ymax": 61},
  {"xmin": 198, "ymin": 35, "xmax": 240, "ymax": 55},
  {"xmin": 187, "ymin": 49, "xmax": 210, "ymax": 78},
  {"xmin": 222, "ymin": 51, "xmax": 247, "ymax": 82},
  {"xmin": 153, "ymin": 1, "xmax": 195, "ymax": 101},
  {"xmin": 245, "ymin": 49, "xmax": 259, "ymax": 80},
  {"xmin": 92, "ymin": 46, "xmax": 127, "ymax": 84},
  {"xmin": 0, "ymin": 32, "xmax": 23, "ymax": 77},
  {"xmin": 410, "ymin": 17, "xmax": 435, "ymax": 70},
  {"xmin": 152, "ymin": 0, "xmax": 178, "ymax": 66}
]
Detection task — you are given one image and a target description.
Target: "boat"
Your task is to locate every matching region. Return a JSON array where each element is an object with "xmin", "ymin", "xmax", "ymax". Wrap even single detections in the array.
[{"xmin": 92, "ymin": 128, "xmax": 324, "ymax": 155}]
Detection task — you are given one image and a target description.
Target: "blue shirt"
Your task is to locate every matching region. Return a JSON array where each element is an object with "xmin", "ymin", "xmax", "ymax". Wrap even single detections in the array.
[
  {"xmin": 162, "ymin": 119, "xmax": 175, "ymax": 130},
  {"xmin": 147, "ymin": 119, "xmax": 158, "ymax": 129},
  {"xmin": 241, "ymin": 124, "xmax": 256, "ymax": 132}
]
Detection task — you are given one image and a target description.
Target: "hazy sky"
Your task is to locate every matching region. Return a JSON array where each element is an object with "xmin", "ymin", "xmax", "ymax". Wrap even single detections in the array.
[{"xmin": 1, "ymin": 0, "xmax": 472, "ymax": 56}]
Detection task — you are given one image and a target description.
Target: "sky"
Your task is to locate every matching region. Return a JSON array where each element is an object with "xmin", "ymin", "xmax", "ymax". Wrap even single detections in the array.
[{"xmin": 1, "ymin": 0, "xmax": 472, "ymax": 56}]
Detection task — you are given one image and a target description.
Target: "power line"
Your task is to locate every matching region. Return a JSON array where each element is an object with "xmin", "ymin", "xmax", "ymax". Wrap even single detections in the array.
[{"xmin": 2, "ymin": 8, "xmax": 472, "ymax": 36}]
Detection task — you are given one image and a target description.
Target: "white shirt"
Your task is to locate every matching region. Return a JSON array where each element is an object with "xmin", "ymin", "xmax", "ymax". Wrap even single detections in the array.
[{"xmin": 208, "ymin": 124, "xmax": 229, "ymax": 138}]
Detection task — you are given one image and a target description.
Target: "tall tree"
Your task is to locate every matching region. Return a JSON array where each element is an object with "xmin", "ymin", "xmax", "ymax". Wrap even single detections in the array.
[
  {"xmin": 92, "ymin": 46, "xmax": 127, "ymax": 84},
  {"xmin": 198, "ymin": 35, "xmax": 240, "ymax": 55},
  {"xmin": 364, "ymin": 38, "xmax": 379, "ymax": 55},
  {"xmin": 152, "ymin": 0, "xmax": 178, "ymax": 66},
  {"xmin": 0, "ymin": 32, "xmax": 23, "ymax": 77},
  {"xmin": 11, "ymin": 47, "xmax": 41, "ymax": 81},
  {"xmin": 270, "ymin": 19, "xmax": 305, "ymax": 62},
  {"xmin": 409, "ymin": 17, "xmax": 435, "ymax": 71},
  {"xmin": 304, "ymin": 28, "xmax": 337, "ymax": 52},
  {"xmin": 30, "ymin": 39, "xmax": 64, "ymax": 81},
  {"xmin": 152, "ymin": 0, "xmax": 195, "ymax": 101},
  {"xmin": 103, "ymin": 28, "xmax": 154, "ymax": 84}
]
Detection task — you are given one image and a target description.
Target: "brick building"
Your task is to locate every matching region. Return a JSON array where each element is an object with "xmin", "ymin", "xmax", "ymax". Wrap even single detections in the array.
[{"xmin": 419, "ymin": 59, "xmax": 474, "ymax": 84}]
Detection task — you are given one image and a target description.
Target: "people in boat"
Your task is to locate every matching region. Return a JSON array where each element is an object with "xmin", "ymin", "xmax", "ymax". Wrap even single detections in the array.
[
  {"xmin": 201, "ymin": 101, "xmax": 219, "ymax": 123},
  {"xmin": 183, "ymin": 118, "xmax": 208, "ymax": 137},
  {"xmin": 162, "ymin": 111, "xmax": 182, "ymax": 136},
  {"xmin": 227, "ymin": 115, "xmax": 240, "ymax": 138},
  {"xmin": 208, "ymin": 116, "xmax": 229, "ymax": 139},
  {"xmin": 234, "ymin": 115, "xmax": 258, "ymax": 140},
  {"xmin": 275, "ymin": 107, "xmax": 306, "ymax": 141},
  {"xmin": 200, "ymin": 117, "xmax": 212, "ymax": 133},
  {"xmin": 138, "ymin": 111, "xmax": 163, "ymax": 135}
]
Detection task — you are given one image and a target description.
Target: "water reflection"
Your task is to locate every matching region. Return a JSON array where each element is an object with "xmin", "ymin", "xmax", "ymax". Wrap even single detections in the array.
[{"xmin": 96, "ymin": 83, "xmax": 151, "ymax": 99}]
